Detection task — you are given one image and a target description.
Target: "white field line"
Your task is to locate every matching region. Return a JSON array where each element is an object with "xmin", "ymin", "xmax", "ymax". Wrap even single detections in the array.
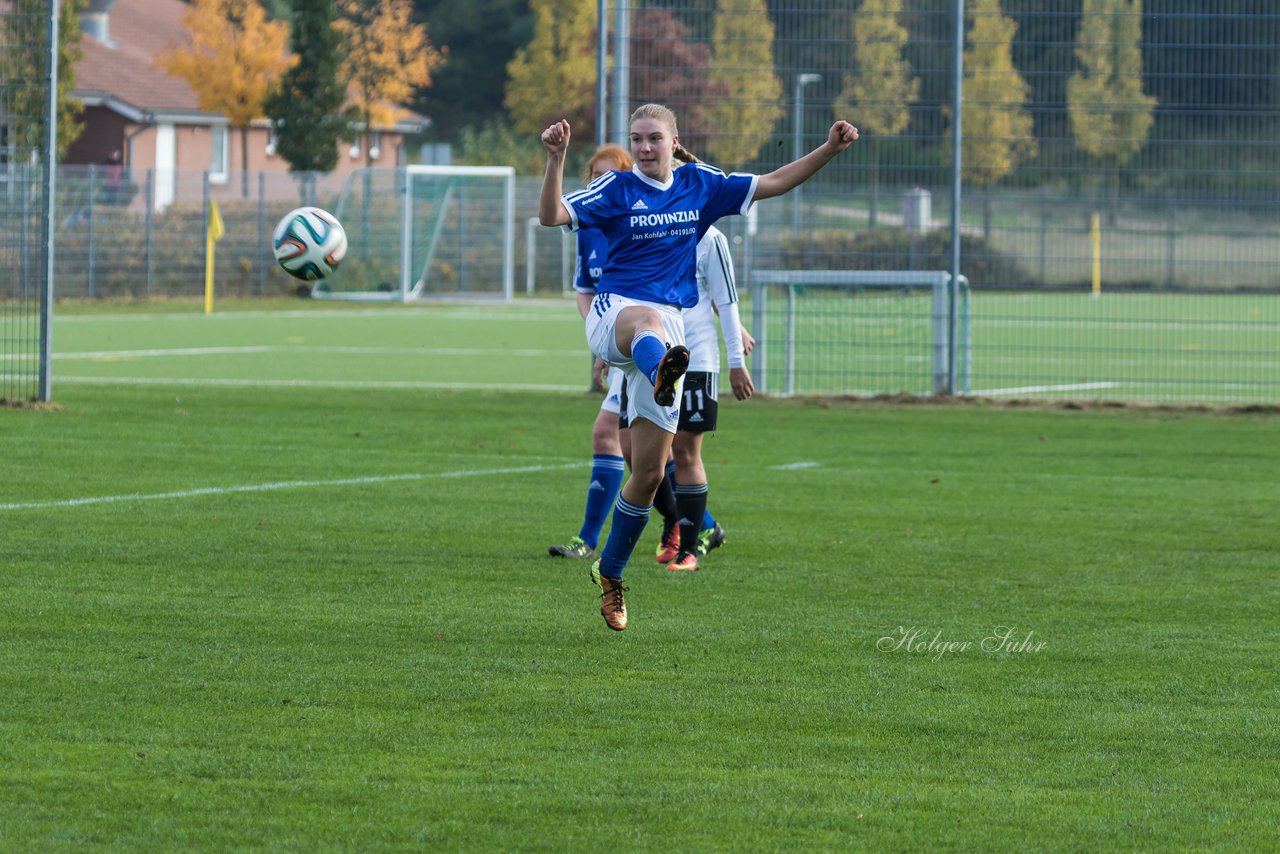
[
  {"xmin": 770, "ymin": 461, "xmax": 821, "ymax": 470},
  {"xmin": 54, "ymin": 304, "xmax": 575, "ymax": 323},
  {"xmin": 50, "ymin": 375, "xmax": 583, "ymax": 392},
  {"xmin": 970, "ymin": 381, "xmax": 1120, "ymax": 396},
  {"xmin": 0, "ymin": 462, "xmax": 588, "ymax": 512},
  {"xmin": 44, "ymin": 345, "xmax": 584, "ymax": 360}
]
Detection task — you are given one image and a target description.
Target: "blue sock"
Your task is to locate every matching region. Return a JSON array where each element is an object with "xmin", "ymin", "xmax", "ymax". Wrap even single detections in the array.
[
  {"xmin": 631, "ymin": 331, "xmax": 668, "ymax": 386},
  {"xmin": 702, "ymin": 509, "xmax": 716, "ymax": 532},
  {"xmin": 598, "ymin": 495, "xmax": 651, "ymax": 579},
  {"xmin": 578, "ymin": 454, "xmax": 625, "ymax": 549}
]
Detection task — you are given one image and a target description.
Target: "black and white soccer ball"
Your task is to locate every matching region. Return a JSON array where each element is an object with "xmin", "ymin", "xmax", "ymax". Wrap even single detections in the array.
[{"xmin": 272, "ymin": 206, "xmax": 348, "ymax": 281}]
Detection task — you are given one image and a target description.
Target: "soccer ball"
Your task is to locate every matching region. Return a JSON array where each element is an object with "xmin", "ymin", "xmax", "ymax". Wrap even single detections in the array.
[{"xmin": 272, "ymin": 207, "xmax": 348, "ymax": 281}]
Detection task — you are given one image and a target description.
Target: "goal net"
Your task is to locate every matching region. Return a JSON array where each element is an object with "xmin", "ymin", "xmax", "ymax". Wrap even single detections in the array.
[
  {"xmin": 750, "ymin": 270, "xmax": 971, "ymax": 396},
  {"xmin": 312, "ymin": 165, "xmax": 515, "ymax": 302}
]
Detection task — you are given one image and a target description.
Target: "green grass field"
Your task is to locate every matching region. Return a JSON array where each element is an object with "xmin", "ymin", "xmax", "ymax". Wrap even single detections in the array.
[{"xmin": 3, "ymin": 299, "xmax": 1279, "ymax": 850}]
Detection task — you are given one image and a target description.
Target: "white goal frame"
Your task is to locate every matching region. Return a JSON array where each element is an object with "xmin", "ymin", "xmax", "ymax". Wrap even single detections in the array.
[{"xmin": 316, "ymin": 165, "xmax": 516, "ymax": 302}]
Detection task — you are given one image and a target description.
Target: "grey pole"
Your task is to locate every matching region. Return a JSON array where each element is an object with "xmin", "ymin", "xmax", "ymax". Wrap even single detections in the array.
[
  {"xmin": 947, "ymin": 0, "xmax": 964, "ymax": 395},
  {"xmin": 596, "ymin": 0, "xmax": 607, "ymax": 147},
  {"xmin": 38, "ymin": 0, "xmax": 62, "ymax": 401},
  {"xmin": 791, "ymin": 73, "xmax": 821, "ymax": 235},
  {"xmin": 611, "ymin": 0, "xmax": 630, "ymax": 148}
]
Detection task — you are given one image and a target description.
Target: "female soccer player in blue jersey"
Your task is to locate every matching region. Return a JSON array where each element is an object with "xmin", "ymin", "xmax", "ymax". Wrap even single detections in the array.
[{"xmin": 539, "ymin": 104, "xmax": 858, "ymax": 631}]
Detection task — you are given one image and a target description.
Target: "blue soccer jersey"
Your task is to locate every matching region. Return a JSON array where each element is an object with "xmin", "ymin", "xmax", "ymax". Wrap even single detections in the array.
[
  {"xmin": 561, "ymin": 164, "xmax": 758, "ymax": 308},
  {"xmin": 573, "ymin": 228, "xmax": 609, "ymax": 294}
]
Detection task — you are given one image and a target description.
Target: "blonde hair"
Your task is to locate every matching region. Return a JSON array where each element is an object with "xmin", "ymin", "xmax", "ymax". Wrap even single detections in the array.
[
  {"xmin": 582, "ymin": 143, "xmax": 634, "ymax": 185},
  {"xmin": 629, "ymin": 103, "xmax": 701, "ymax": 165}
]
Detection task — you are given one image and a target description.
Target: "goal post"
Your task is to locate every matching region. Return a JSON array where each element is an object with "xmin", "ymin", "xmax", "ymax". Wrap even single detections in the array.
[
  {"xmin": 749, "ymin": 269, "xmax": 971, "ymax": 396},
  {"xmin": 313, "ymin": 165, "xmax": 516, "ymax": 302}
]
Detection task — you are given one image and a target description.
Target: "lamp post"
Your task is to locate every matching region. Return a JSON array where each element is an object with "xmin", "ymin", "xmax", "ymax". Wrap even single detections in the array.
[{"xmin": 792, "ymin": 73, "xmax": 822, "ymax": 235}]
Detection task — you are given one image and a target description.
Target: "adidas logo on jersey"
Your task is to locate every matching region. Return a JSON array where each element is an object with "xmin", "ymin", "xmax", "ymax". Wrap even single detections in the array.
[
  {"xmin": 589, "ymin": 250, "xmax": 598, "ymax": 260},
  {"xmin": 631, "ymin": 198, "xmax": 649, "ymax": 210},
  {"xmin": 688, "ymin": 412, "xmax": 704, "ymax": 423}
]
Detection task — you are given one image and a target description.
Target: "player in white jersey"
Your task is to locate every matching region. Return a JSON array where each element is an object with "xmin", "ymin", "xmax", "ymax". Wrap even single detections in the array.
[
  {"xmin": 663, "ymin": 224, "xmax": 755, "ymax": 572},
  {"xmin": 540, "ymin": 103, "xmax": 858, "ymax": 631}
]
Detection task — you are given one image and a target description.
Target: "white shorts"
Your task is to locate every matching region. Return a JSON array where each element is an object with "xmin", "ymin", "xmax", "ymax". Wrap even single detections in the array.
[
  {"xmin": 600, "ymin": 364, "xmax": 625, "ymax": 416},
  {"xmin": 584, "ymin": 292, "xmax": 685, "ymax": 433}
]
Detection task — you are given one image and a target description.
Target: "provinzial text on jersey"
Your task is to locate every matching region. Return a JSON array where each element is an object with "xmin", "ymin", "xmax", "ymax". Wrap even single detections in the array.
[{"xmin": 630, "ymin": 210, "xmax": 700, "ymax": 228}]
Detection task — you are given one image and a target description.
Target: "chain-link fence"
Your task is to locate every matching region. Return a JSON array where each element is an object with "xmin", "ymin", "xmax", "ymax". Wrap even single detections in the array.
[
  {"xmin": 618, "ymin": 1, "xmax": 1280, "ymax": 404},
  {"xmin": 1, "ymin": 0, "xmax": 55, "ymax": 402}
]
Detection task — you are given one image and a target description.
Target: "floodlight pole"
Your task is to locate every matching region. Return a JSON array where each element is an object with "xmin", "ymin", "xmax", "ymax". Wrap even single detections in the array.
[
  {"xmin": 611, "ymin": 0, "xmax": 630, "ymax": 148},
  {"xmin": 791, "ymin": 73, "xmax": 821, "ymax": 235}
]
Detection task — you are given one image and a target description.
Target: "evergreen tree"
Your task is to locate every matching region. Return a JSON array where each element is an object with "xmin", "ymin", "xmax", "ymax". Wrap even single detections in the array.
[
  {"xmin": 704, "ymin": 0, "xmax": 784, "ymax": 169},
  {"xmin": 503, "ymin": 0, "xmax": 597, "ymax": 140},
  {"xmin": 265, "ymin": 0, "xmax": 355, "ymax": 175}
]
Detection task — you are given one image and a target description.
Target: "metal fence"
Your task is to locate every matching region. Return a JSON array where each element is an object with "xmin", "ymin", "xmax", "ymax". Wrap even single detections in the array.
[
  {"xmin": 6, "ymin": 2, "xmax": 1280, "ymax": 404},
  {"xmin": 614, "ymin": 0, "xmax": 1280, "ymax": 404},
  {"xmin": 0, "ymin": 0, "xmax": 55, "ymax": 402}
]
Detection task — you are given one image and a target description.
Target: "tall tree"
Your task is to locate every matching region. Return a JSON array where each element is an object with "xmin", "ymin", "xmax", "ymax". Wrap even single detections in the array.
[
  {"xmin": 412, "ymin": 0, "xmax": 530, "ymax": 141},
  {"xmin": 703, "ymin": 0, "xmax": 783, "ymax": 169},
  {"xmin": 836, "ymin": 0, "xmax": 920, "ymax": 224},
  {"xmin": 156, "ymin": 0, "xmax": 296, "ymax": 197},
  {"xmin": 503, "ymin": 0, "xmax": 597, "ymax": 140},
  {"xmin": 2, "ymin": 0, "xmax": 86, "ymax": 161},
  {"xmin": 628, "ymin": 9, "xmax": 723, "ymax": 146},
  {"xmin": 947, "ymin": 0, "xmax": 1036, "ymax": 187},
  {"xmin": 1067, "ymin": 0, "xmax": 1156, "ymax": 217},
  {"xmin": 265, "ymin": 0, "xmax": 354, "ymax": 176},
  {"xmin": 338, "ymin": 0, "xmax": 445, "ymax": 166}
]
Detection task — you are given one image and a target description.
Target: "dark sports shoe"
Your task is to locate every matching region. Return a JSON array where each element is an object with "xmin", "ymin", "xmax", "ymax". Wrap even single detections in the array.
[
  {"xmin": 652, "ymin": 345, "xmax": 690, "ymax": 407},
  {"xmin": 549, "ymin": 536, "xmax": 594, "ymax": 559},
  {"xmin": 694, "ymin": 523, "xmax": 725, "ymax": 557},
  {"xmin": 666, "ymin": 551, "xmax": 699, "ymax": 572},
  {"xmin": 590, "ymin": 560, "xmax": 628, "ymax": 631}
]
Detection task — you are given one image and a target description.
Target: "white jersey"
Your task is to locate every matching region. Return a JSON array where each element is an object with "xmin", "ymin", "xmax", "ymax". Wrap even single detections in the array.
[{"xmin": 684, "ymin": 226, "xmax": 747, "ymax": 373}]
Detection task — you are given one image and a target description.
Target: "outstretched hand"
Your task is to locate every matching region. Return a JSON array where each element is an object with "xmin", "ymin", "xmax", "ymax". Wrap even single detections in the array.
[
  {"xmin": 541, "ymin": 119, "xmax": 571, "ymax": 155},
  {"xmin": 828, "ymin": 121, "xmax": 859, "ymax": 152}
]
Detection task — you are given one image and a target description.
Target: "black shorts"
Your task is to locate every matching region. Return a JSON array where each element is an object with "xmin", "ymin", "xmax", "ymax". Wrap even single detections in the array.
[
  {"xmin": 677, "ymin": 371, "xmax": 718, "ymax": 433},
  {"xmin": 618, "ymin": 371, "xmax": 718, "ymax": 432}
]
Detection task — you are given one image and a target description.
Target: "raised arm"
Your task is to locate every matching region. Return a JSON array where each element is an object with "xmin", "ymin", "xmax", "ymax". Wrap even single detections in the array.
[
  {"xmin": 539, "ymin": 119, "xmax": 573, "ymax": 227},
  {"xmin": 754, "ymin": 120, "xmax": 859, "ymax": 202}
]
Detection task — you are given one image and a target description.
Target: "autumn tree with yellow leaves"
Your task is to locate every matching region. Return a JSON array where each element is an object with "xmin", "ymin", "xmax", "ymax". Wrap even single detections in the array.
[
  {"xmin": 337, "ymin": 0, "xmax": 446, "ymax": 168},
  {"xmin": 704, "ymin": 0, "xmax": 784, "ymax": 169},
  {"xmin": 504, "ymin": 0, "xmax": 598, "ymax": 140},
  {"xmin": 156, "ymin": 0, "xmax": 296, "ymax": 196},
  {"xmin": 836, "ymin": 0, "xmax": 920, "ymax": 225}
]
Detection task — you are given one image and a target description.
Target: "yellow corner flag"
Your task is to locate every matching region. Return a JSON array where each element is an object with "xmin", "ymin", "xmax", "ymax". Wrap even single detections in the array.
[{"xmin": 205, "ymin": 200, "xmax": 225, "ymax": 314}]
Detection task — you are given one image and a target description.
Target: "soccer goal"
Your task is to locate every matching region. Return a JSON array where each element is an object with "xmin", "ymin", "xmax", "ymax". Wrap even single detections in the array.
[
  {"xmin": 749, "ymin": 269, "xmax": 971, "ymax": 396},
  {"xmin": 313, "ymin": 165, "xmax": 515, "ymax": 302}
]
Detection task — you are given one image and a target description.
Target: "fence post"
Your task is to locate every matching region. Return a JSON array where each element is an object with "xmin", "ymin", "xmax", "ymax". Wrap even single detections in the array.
[
  {"xmin": 1165, "ymin": 189, "xmax": 1177, "ymax": 290},
  {"xmin": 87, "ymin": 164, "xmax": 97, "ymax": 297},
  {"xmin": 258, "ymin": 171, "xmax": 267, "ymax": 295},
  {"xmin": 144, "ymin": 170, "xmax": 154, "ymax": 296},
  {"xmin": 202, "ymin": 171, "xmax": 210, "ymax": 301}
]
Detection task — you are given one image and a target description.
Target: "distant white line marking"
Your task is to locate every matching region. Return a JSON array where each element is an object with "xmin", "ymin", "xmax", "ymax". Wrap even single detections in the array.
[
  {"xmin": 50, "ymin": 345, "xmax": 582, "ymax": 360},
  {"xmin": 0, "ymin": 462, "xmax": 588, "ymax": 512},
  {"xmin": 971, "ymin": 381, "xmax": 1119, "ymax": 396},
  {"xmin": 771, "ymin": 461, "xmax": 821, "ymax": 470},
  {"xmin": 53, "ymin": 376, "xmax": 582, "ymax": 392}
]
